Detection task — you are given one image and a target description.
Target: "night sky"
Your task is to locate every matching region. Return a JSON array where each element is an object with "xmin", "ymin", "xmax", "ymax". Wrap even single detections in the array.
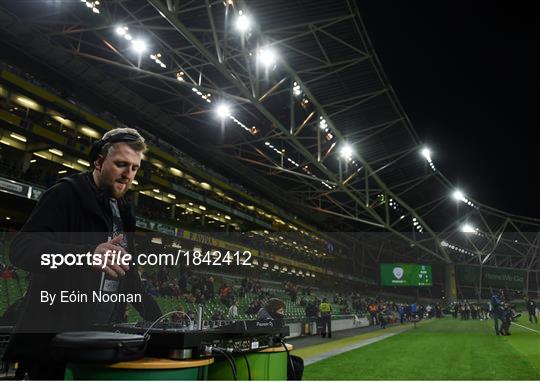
[{"xmin": 356, "ymin": 1, "xmax": 539, "ymax": 218}]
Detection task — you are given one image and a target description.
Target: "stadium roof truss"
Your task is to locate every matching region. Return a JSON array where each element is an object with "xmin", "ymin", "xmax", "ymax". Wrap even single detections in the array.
[{"xmin": 0, "ymin": 0, "xmax": 539, "ymax": 272}]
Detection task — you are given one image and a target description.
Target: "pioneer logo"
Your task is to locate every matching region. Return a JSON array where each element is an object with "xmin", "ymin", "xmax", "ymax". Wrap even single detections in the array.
[{"xmin": 256, "ymin": 321, "xmax": 274, "ymax": 327}]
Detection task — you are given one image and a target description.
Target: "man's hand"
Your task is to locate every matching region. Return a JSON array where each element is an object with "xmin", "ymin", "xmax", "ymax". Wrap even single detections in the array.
[{"xmin": 92, "ymin": 235, "xmax": 130, "ymax": 278}]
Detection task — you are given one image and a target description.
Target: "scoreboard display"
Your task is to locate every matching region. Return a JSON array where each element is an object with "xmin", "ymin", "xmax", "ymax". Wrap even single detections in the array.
[{"xmin": 380, "ymin": 263, "xmax": 432, "ymax": 286}]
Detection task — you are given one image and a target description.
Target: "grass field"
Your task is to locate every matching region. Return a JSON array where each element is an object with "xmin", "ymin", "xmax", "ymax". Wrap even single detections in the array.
[{"xmin": 301, "ymin": 315, "xmax": 540, "ymax": 380}]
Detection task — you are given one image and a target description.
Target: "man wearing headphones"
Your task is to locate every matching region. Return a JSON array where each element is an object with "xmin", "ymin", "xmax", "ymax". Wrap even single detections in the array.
[{"xmin": 6, "ymin": 128, "xmax": 161, "ymax": 379}]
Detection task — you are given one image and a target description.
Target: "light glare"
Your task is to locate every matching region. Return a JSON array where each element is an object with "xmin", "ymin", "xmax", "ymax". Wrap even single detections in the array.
[
  {"xmin": 116, "ymin": 27, "xmax": 128, "ymax": 36},
  {"xmin": 131, "ymin": 39, "xmax": 147, "ymax": 54},
  {"xmin": 421, "ymin": 147, "xmax": 431, "ymax": 160},
  {"xmin": 258, "ymin": 48, "xmax": 277, "ymax": 67},
  {"xmin": 235, "ymin": 13, "xmax": 251, "ymax": 33},
  {"xmin": 453, "ymin": 190, "xmax": 465, "ymax": 202},
  {"xmin": 339, "ymin": 144, "xmax": 354, "ymax": 160},
  {"xmin": 216, "ymin": 104, "xmax": 231, "ymax": 118},
  {"xmin": 461, "ymin": 224, "xmax": 476, "ymax": 233}
]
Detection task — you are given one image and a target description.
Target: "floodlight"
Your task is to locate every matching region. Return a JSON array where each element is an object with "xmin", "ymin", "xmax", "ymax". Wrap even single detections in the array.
[
  {"xmin": 452, "ymin": 189, "xmax": 465, "ymax": 202},
  {"xmin": 235, "ymin": 12, "xmax": 252, "ymax": 33},
  {"xmin": 421, "ymin": 147, "xmax": 431, "ymax": 160},
  {"xmin": 339, "ymin": 144, "xmax": 354, "ymax": 160},
  {"xmin": 131, "ymin": 39, "xmax": 147, "ymax": 54},
  {"xmin": 461, "ymin": 224, "xmax": 476, "ymax": 233},
  {"xmin": 115, "ymin": 25, "xmax": 127, "ymax": 35},
  {"xmin": 216, "ymin": 103, "xmax": 231, "ymax": 118},
  {"xmin": 258, "ymin": 48, "xmax": 277, "ymax": 67}
]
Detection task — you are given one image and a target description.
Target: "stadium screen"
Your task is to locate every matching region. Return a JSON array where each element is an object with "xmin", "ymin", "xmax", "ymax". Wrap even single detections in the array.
[{"xmin": 380, "ymin": 263, "xmax": 432, "ymax": 286}]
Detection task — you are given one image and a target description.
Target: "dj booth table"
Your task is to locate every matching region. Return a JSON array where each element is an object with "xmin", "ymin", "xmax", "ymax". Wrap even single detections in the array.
[
  {"xmin": 65, "ymin": 357, "xmax": 214, "ymax": 380},
  {"xmin": 64, "ymin": 344, "xmax": 292, "ymax": 381},
  {"xmin": 57, "ymin": 320, "xmax": 291, "ymax": 380},
  {"xmin": 207, "ymin": 343, "xmax": 293, "ymax": 381}
]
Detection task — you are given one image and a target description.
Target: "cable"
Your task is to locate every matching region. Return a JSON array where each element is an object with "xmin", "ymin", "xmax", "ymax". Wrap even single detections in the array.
[
  {"xmin": 281, "ymin": 340, "xmax": 297, "ymax": 380},
  {"xmin": 242, "ymin": 353, "xmax": 252, "ymax": 381},
  {"xmin": 223, "ymin": 350, "xmax": 238, "ymax": 380},
  {"xmin": 142, "ymin": 310, "xmax": 193, "ymax": 338},
  {"xmin": 212, "ymin": 348, "xmax": 238, "ymax": 380}
]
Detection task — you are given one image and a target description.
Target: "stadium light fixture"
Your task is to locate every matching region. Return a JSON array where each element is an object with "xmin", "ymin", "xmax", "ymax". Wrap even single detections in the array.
[
  {"xmin": 235, "ymin": 10, "xmax": 252, "ymax": 33},
  {"xmin": 421, "ymin": 147, "xmax": 431, "ymax": 161},
  {"xmin": 48, "ymin": 148, "xmax": 63, "ymax": 157},
  {"xmin": 150, "ymin": 53, "xmax": 166, "ymax": 68},
  {"xmin": 10, "ymin": 133, "xmax": 27, "ymax": 142},
  {"xmin": 319, "ymin": 116, "xmax": 328, "ymax": 130},
  {"xmin": 131, "ymin": 39, "xmax": 147, "ymax": 54},
  {"xmin": 339, "ymin": 143, "xmax": 354, "ymax": 161},
  {"xmin": 293, "ymin": 82, "xmax": 302, "ymax": 96},
  {"xmin": 15, "ymin": 96, "xmax": 40, "ymax": 110},
  {"xmin": 80, "ymin": 126, "xmax": 100, "ymax": 138},
  {"xmin": 452, "ymin": 189, "xmax": 477, "ymax": 208},
  {"xmin": 421, "ymin": 146, "xmax": 436, "ymax": 171},
  {"xmin": 258, "ymin": 47, "xmax": 277, "ymax": 68},
  {"xmin": 452, "ymin": 189, "xmax": 465, "ymax": 202},
  {"xmin": 115, "ymin": 26, "xmax": 128, "ymax": 36},
  {"xmin": 460, "ymin": 223, "xmax": 477, "ymax": 233},
  {"xmin": 216, "ymin": 103, "xmax": 231, "ymax": 119}
]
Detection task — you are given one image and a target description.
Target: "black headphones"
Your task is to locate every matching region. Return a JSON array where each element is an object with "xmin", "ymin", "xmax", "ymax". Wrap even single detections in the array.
[{"xmin": 89, "ymin": 132, "xmax": 140, "ymax": 163}]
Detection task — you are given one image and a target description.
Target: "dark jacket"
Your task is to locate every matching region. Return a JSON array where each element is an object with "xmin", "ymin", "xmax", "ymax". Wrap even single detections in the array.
[
  {"xmin": 256, "ymin": 307, "xmax": 273, "ymax": 321},
  {"xmin": 6, "ymin": 172, "xmax": 161, "ymax": 359}
]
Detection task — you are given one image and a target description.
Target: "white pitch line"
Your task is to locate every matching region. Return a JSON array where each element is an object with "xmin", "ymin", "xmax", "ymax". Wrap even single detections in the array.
[
  {"xmin": 513, "ymin": 322, "xmax": 540, "ymax": 334},
  {"xmin": 303, "ymin": 331, "xmax": 403, "ymax": 366}
]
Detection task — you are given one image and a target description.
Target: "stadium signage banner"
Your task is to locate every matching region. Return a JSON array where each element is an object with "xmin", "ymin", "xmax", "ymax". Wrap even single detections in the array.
[
  {"xmin": 170, "ymin": 182, "xmax": 272, "ymax": 229},
  {"xmin": 456, "ymin": 265, "xmax": 525, "ymax": 289},
  {"xmin": 0, "ymin": 176, "xmax": 44, "ymax": 200},
  {"xmin": 135, "ymin": 216, "xmax": 176, "ymax": 236},
  {"xmin": 380, "ymin": 263, "xmax": 432, "ymax": 286},
  {"xmin": 175, "ymin": 228, "xmax": 258, "ymax": 255},
  {"xmin": 260, "ymin": 250, "xmax": 324, "ymax": 273}
]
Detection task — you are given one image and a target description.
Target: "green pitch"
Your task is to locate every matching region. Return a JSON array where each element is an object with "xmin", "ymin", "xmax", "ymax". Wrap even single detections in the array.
[{"xmin": 302, "ymin": 315, "xmax": 540, "ymax": 380}]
